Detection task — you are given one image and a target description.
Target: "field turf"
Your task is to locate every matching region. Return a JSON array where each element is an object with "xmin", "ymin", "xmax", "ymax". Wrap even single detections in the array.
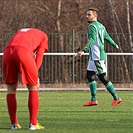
[{"xmin": 0, "ymin": 91, "xmax": 133, "ymax": 133}]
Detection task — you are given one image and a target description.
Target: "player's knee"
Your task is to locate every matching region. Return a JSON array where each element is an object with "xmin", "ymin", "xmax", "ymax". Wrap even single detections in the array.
[
  {"xmin": 87, "ymin": 76, "xmax": 95, "ymax": 82},
  {"xmin": 98, "ymin": 73, "xmax": 109, "ymax": 85},
  {"xmin": 7, "ymin": 84, "xmax": 17, "ymax": 94},
  {"xmin": 87, "ymin": 70, "xmax": 95, "ymax": 82}
]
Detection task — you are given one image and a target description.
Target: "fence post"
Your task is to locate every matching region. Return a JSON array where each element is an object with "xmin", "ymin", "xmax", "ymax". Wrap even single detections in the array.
[{"xmin": 72, "ymin": 28, "xmax": 75, "ymax": 84}]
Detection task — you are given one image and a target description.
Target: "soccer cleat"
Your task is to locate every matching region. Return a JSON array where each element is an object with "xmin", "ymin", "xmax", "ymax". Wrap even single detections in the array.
[
  {"xmin": 11, "ymin": 123, "xmax": 22, "ymax": 130},
  {"xmin": 28, "ymin": 121, "xmax": 45, "ymax": 130},
  {"xmin": 83, "ymin": 100, "xmax": 98, "ymax": 106},
  {"xmin": 112, "ymin": 98, "xmax": 122, "ymax": 106}
]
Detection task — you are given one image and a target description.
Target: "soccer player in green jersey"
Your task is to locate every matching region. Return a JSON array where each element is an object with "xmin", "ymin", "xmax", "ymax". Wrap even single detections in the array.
[{"xmin": 75, "ymin": 7, "xmax": 122, "ymax": 106}]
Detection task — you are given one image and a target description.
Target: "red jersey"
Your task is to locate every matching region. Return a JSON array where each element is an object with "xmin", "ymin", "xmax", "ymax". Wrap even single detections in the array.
[{"xmin": 5, "ymin": 28, "xmax": 48, "ymax": 69}]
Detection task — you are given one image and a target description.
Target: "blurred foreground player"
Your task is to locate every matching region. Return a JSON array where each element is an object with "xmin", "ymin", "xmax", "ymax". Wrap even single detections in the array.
[
  {"xmin": 75, "ymin": 8, "xmax": 121, "ymax": 106},
  {"xmin": 2, "ymin": 28, "xmax": 48, "ymax": 130}
]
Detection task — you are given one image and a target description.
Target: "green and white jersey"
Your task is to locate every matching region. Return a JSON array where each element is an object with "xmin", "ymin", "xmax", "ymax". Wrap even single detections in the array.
[{"xmin": 83, "ymin": 21, "xmax": 118, "ymax": 60}]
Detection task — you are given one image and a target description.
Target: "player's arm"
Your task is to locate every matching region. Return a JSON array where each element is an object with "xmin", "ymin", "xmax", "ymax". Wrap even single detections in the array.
[
  {"xmin": 35, "ymin": 48, "xmax": 45, "ymax": 70},
  {"xmin": 104, "ymin": 29, "xmax": 119, "ymax": 48},
  {"xmin": 82, "ymin": 25, "xmax": 97, "ymax": 52},
  {"xmin": 35, "ymin": 35, "xmax": 48, "ymax": 70},
  {"xmin": 75, "ymin": 25, "xmax": 97, "ymax": 57},
  {"xmin": 37, "ymin": 78, "xmax": 40, "ymax": 88}
]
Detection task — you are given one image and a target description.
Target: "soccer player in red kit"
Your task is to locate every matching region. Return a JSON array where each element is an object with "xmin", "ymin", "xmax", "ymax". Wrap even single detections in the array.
[{"xmin": 2, "ymin": 28, "xmax": 48, "ymax": 130}]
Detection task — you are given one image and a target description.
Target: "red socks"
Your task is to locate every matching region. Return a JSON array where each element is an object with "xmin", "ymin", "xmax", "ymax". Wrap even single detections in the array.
[
  {"xmin": 6, "ymin": 94, "xmax": 18, "ymax": 124},
  {"xmin": 28, "ymin": 90, "xmax": 39, "ymax": 125},
  {"xmin": 7, "ymin": 91, "xmax": 39, "ymax": 125}
]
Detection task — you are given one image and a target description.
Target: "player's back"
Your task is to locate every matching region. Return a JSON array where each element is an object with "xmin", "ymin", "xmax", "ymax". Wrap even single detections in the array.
[
  {"xmin": 91, "ymin": 21, "xmax": 106, "ymax": 45},
  {"xmin": 5, "ymin": 28, "xmax": 48, "ymax": 53},
  {"xmin": 89, "ymin": 21, "xmax": 107, "ymax": 60}
]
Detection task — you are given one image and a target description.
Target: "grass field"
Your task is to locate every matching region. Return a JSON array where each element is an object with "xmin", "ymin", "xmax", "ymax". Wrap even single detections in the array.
[{"xmin": 0, "ymin": 90, "xmax": 133, "ymax": 133}]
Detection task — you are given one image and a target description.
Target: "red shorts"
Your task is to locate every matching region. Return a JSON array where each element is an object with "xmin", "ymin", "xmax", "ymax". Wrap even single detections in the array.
[{"xmin": 3, "ymin": 46, "xmax": 38, "ymax": 86}]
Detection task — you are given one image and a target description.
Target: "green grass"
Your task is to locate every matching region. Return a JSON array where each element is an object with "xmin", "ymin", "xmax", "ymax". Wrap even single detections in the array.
[{"xmin": 0, "ymin": 91, "xmax": 133, "ymax": 133}]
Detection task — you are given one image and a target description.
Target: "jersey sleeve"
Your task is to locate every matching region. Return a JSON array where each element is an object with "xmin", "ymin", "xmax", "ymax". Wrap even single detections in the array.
[
  {"xmin": 82, "ymin": 25, "xmax": 97, "ymax": 52},
  {"xmin": 38, "ymin": 33, "xmax": 48, "ymax": 52},
  {"xmin": 35, "ymin": 34, "xmax": 48, "ymax": 70},
  {"xmin": 104, "ymin": 29, "xmax": 117, "ymax": 48}
]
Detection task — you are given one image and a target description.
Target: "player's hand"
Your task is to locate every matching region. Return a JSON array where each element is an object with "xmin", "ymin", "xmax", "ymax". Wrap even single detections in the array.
[
  {"xmin": 116, "ymin": 45, "xmax": 119, "ymax": 49},
  {"xmin": 37, "ymin": 78, "xmax": 40, "ymax": 89},
  {"xmin": 75, "ymin": 51, "xmax": 84, "ymax": 57}
]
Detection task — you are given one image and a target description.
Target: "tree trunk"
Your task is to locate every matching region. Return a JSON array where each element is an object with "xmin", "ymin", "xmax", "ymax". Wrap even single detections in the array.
[
  {"xmin": 126, "ymin": 0, "xmax": 133, "ymax": 50},
  {"xmin": 109, "ymin": 0, "xmax": 130, "ymax": 81}
]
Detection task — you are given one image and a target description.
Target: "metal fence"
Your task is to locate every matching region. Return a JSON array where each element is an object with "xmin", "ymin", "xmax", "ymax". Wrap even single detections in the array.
[{"xmin": 0, "ymin": 30, "xmax": 133, "ymax": 85}]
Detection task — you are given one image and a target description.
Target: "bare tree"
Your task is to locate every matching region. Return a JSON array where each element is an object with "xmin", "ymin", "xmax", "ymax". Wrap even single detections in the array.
[
  {"xmin": 109, "ymin": 0, "xmax": 130, "ymax": 81},
  {"xmin": 126, "ymin": 0, "xmax": 133, "ymax": 51},
  {"xmin": 1, "ymin": 0, "xmax": 132, "ymax": 84}
]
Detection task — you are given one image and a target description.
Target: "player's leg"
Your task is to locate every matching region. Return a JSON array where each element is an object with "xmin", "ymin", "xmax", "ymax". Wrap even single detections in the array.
[
  {"xmin": 20, "ymin": 61, "xmax": 39, "ymax": 128},
  {"xmin": 17, "ymin": 47, "xmax": 44, "ymax": 130},
  {"xmin": 6, "ymin": 84, "xmax": 17, "ymax": 125},
  {"xmin": 87, "ymin": 70, "xmax": 97, "ymax": 101},
  {"xmin": 95, "ymin": 60, "xmax": 122, "ymax": 106},
  {"xmin": 27, "ymin": 85, "xmax": 44, "ymax": 130},
  {"xmin": 27, "ymin": 85, "xmax": 39, "ymax": 126},
  {"xmin": 98, "ymin": 73, "xmax": 118, "ymax": 99},
  {"xmin": 98, "ymin": 73, "xmax": 121, "ymax": 106},
  {"xmin": 3, "ymin": 48, "xmax": 21, "ymax": 129},
  {"xmin": 26, "ymin": 79, "xmax": 44, "ymax": 130},
  {"xmin": 84, "ymin": 60, "xmax": 98, "ymax": 106},
  {"xmin": 6, "ymin": 84, "xmax": 22, "ymax": 129}
]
